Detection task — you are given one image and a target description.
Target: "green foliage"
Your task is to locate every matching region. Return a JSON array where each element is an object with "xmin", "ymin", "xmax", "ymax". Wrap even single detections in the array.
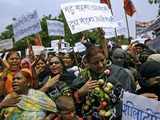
[
  {"xmin": 0, "ymin": 13, "xmax": 129, "ymax": 51},
  {"xmin": 0, "ymin": 25, "xmax": 13, "ymax": 39}
]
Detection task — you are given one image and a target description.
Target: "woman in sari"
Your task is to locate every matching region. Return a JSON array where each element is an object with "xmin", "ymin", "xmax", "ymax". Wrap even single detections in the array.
[
  {"xmin": 0, "ymin": 68, "xmax": 57, "ymax": 120},
  {"xmin": 2, "ymin": 51, "xmax": 21, "ymax": 94}
]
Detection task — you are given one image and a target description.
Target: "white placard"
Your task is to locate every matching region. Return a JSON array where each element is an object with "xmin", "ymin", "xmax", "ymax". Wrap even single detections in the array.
[
  {"xmin": 0, "ymin": 39, "xmax": 13, "ymax": 50},
  {"xmin": 64, "ymin": 0, "xmax": 99, "ymax": 3},
  {"xmin": 135, "ymin": 21, "xmax": 153, "ymax": 37},
  {"xmin": 74, "ymin": 42, "xmax": 86, "ymax": 52},
  {"xmin": 122, "ymin": 92, "xmax": 160, "ymax": 120},
  {"xmin": 47, "ymin": 20, "xmax": 64, "ymax": 36},
  {"xmin": 51, "ymin": 40, "xmax": 70, "ymax": 53},
  {"xmin": 26, "ymin": 46, "xmax": 45, "ymax": 56},
  {"xmin": 51, "ymin": 40, "xmax": 59, "ymax": 52},
  {"xmin": 61, "ymin": 2, "xmax": 116, "ymax": 34},
  {"xmin": 13, "ymin": 10, "xmax": 41, "ymax": 41},
  {"xmin": 104, "ymin": 20, "xmax": 126, "ymax": 38}
]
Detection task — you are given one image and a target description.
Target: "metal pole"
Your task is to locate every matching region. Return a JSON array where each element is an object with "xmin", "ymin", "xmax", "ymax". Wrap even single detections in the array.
[{"xmin": 124, "ymin": 11, "xmax": 131, "ymax": 43}]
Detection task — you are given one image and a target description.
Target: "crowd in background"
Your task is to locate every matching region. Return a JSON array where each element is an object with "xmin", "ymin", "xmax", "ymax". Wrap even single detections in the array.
[{"xmin": 0, "ymin": 37, "xmax": 159, "ymax": 120}]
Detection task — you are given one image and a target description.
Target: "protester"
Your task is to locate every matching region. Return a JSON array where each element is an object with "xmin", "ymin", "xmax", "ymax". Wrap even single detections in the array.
[
  {"xmin": 147, "ymin": 53, "xmax": 160, "ymax": 63},
  {"xmin": 61, "ymin": 52, "xmax": 79, "ymax": 77},
  {"xmin": 111, "ymin": 48, "xmax": 136, "ymax": 90},
  {"xmin": 53, "ymin": 95, "xmax": 83, "ymax": 120},
  {"xmin": 20, "ymin": 57, "xmax": 38, "ymax": 88},
  {"xmin": 71, "ymin": 45, "xmax": 135, "ymax": 120},
  {"xmin": 137, "ymin": 61, "xmax": 160, "ymax": 101},
  {"xmin": 0, "ymin": 69, "xmax": 57, "ymax": 120},
  {"xmin": 0, "ymin": 61, "xmax": 5, "ymax": 102},
  {"xmin": 2, "ymin": 51, "xmax": 21, "ymax": 94},
  {"xmin": 40, "ymin": 56, "xmax": 74, "ymax": 100},
  {"xmin": 35, "ymin": 57, "xmax": 51, "ymax": 88},
  {"xmin": 47, "ymin": 52, "xmax": 56, "ymax": 65}
]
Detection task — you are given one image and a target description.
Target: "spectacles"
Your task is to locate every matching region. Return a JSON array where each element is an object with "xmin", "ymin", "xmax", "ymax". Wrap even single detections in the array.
[{"xmin": 49, "ymin": 61, "xmax": 61, "ymax": 65}]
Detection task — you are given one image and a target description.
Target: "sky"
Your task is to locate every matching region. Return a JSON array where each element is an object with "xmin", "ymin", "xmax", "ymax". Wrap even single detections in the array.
[{"xmin": 0, "ymin": 0, "xmax": 159, "ymax": 38}]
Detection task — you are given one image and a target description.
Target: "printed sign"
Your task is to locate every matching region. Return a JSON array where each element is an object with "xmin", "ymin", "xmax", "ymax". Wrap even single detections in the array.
[
  {"xmin": 0, "ymin": 39, "xmax": 13, "ymax": 50},
  {"xmin": 13, "ymin": 10, "xmax": 41, "ymax": 41},
  {"xmin": 74, "ymin": 42, "xmax": 86, "ymax": 52},
  {"xmin": 64, "ymin": 0, "xmax": 99, "ymax": 3},
  {"xmin": 61, "ymin": 2, "xmax": 116, "ymax": 34},
  {"xmin": 51, "ymin": 40, "xmax": 70, "ymax": 53},
  {"xmin": 26, "ymin": 46, "xmax": 45, "ymax": 56},
  {"xmin": 104, "ymin": 20, "xmax": 126, "ymax": 38},
  {"xmin": 47, "ymin": 20, "xmax": 64, "ymax": 36},
  {"xmin": 122, "ymin": 92, "xmax": 160, "ymax": 120}
]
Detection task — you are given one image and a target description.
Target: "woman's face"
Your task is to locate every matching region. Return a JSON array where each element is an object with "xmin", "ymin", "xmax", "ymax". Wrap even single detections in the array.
[
  {"xmin": 21, "ymin": 62, "xmax": 30, "ymax": 69},
  {"xmin": 35, "ymin": 59, "xmax": 46, "ymax": 73},
  {"xmin": 12, "ymin": 72, "xmax": 29, "ymax": 94},
  {"xmin": 87, "ymin": 53, "xmax": 107, "ymax": 74},
  {"xmin": 62, "ymin": 54, "xmax": 74, "ymax": 68},
  {"xmin": 7, "ymin": 53, "xmax": 21, "ymax": 70},
  {"xmin": 49, "ymin": 57, "xmax": 63, "ymax": 75}
]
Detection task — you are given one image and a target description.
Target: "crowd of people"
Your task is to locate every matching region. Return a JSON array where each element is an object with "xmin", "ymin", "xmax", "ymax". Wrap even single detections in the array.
[{"xmin": 0, "ymin": 38, "xmax": 159, "ymax": 120}]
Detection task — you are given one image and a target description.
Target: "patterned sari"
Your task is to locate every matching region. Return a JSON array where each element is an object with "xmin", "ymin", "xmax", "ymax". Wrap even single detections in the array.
[{"xmin": 0, "ymin": 89, "xmax": 57, "ymax": 120}]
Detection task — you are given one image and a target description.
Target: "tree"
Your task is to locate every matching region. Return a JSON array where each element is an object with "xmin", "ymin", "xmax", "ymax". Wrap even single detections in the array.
[{"xmin": 0, "ymin": 13, "xmax": 129, "ymax": 51}]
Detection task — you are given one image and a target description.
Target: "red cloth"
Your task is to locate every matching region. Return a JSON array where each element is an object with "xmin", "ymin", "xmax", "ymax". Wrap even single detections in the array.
[
  {"xmin": 100, "ymin": 0, "xmax": 111, "ymax": 9},
  {"xmin": 124, "ymin": 0, "xmax": 136, "ymax": 16}
]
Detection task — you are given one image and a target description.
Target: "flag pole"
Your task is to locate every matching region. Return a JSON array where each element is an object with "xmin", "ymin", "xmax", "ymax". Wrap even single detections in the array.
[
  {"xmin": 123, "ymin": 0, "xmax": 136, "ymax": 44},
  {"xmin": 124, "ymin": 11, "xmax": 131, "ymax": 43},
  {"xmin": 108, "ymin": 0, "xmax": 118, "ymax": 38}
]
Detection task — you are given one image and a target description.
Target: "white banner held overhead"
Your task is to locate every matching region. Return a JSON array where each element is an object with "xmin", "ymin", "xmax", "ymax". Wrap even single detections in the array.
[
  {"xmin": 13, "ymin": 10, "xmax": 41, "ymax": 42},
  {"xmin": 0, "ymin": 39, "xmax": 13, "ymax": 50},
  {"xmin": 47, "ymin": 20, "xmax": 65, "ymax": 36},
  {"xmin": 104, "ymin": 20, "xmax": 126, "ymax": 38},
  {"xmin": 74, "ymin": 42, "xmax": 86, "ymax": 53},
  {"xmin": 122, "ymin": 92, "xmax": 160, "ymax": 120},
  {"xmin": 135, "ymin": 21, "xmax": 153, "ymax": 37},
  {"xmin": 51, "ymin": 40, "xmax": 59, "ymax": 52},
  {"xmin": 61, "ymin": 2, "xmax": 116, "ymax": 34},
  {"xmin": 51, "ymin": 40, "xmax": 70, "ymax": 53},
  {"xmin": 26, "ymin": 46, "xmax": 45, "ymax": 56},
  {"xmin": 64, "ymin": 0, "xmax": 99, "ymax": 3}
]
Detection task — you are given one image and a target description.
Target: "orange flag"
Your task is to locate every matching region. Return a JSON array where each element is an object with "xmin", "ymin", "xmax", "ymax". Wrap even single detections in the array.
[
  {"xmin": 34, "ymin": 34, "xmax": 42, "ymax": 46},
  {"xmin": 100, "ymin": 0, "xmax": 111, "ymax": 9},
  {"xmin": 124, "ymin": 0, "xmax": 136, "ymax": 16}
]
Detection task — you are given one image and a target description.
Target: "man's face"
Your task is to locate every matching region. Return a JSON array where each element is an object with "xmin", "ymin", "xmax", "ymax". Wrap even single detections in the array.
[
  {"xmin": 112, "ymin": 51, "xmax": 125, "ymax": 67},
  {"xmin": 87, "ymin": 53, "xmax": 107, "ymax": 74}
]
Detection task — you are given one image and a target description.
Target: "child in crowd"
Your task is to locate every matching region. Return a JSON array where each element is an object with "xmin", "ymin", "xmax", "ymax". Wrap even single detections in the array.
[{"xmin": 54, "ymin": 95, "xmax": 83, "ymax": 120}]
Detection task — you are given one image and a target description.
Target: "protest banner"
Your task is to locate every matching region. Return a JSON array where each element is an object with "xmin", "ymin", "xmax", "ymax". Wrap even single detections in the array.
[
  {"xmin": 61, "ymin": 2, "xmax": 117, "ymax": 34},
  {"xmin": 51, "ymin": 40, "xmax": 59, "ymax": 52},
  {"xmin": 73, "ymin": 42, "xmax": 86, "ymax": 52},
  {"xmin": 145, "ymin": 16, "xmax": 160, "ymax": 32},
  {"xmin": 26, "ymin": 46, "xmax": 44, "ymax": 56},
  {"xmin": 135, "ymin": 20, "xmax": 153, "ymax": 37},
  {"xmin": 122, "ymin": 92, "xmax": 160, "ymax": 120},
  {"xmin": 64, "ymin": 0, "xmax": 99, "ymax": 3},
  {"xmin": 51, "ymin": 40, "xmax": 70, "ymax": 53},
  {"xmin": 0, "ymin": 39, "xmax": 13, "ymax": 51},
  {"xmin": 104, "ymin": 20, "xmax": 126, "ymax": 38},
  {"xmin": 13, "ymin": 10, "xmax": 41, "ymax": 42},
  {"xmin": 47, "ymin": 20, "xmax": 65, "ymax": 36}
]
